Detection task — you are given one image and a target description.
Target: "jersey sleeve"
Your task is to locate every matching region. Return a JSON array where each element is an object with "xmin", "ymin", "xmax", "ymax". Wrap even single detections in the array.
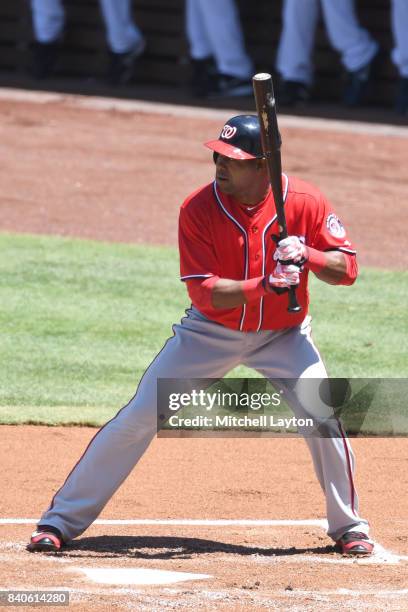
[
  {"xmin": 178, "ymin": 202, "xmax": 220, "ymax": 281},
  {"xmin": 309, "ymin": 193, "xmax": 357, "ymax": 255}
]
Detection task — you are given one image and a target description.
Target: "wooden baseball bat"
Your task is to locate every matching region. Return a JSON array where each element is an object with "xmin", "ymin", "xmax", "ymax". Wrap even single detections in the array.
[{"xmin": 252, "ymin": 72, "xmax": 301, "ymax": 313}]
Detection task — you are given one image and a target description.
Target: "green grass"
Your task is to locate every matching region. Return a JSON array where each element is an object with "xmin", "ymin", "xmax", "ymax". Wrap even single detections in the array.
[
  {"xmin": 308, "ymin": 266, "xmax": 408, "ymax": 377},
  {"xmin": 0, "ymin": 233, "xmax": 406, "ymax": 426}
]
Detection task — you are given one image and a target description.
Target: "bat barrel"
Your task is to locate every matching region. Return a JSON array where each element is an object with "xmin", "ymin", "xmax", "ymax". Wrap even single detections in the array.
[{"xmin": 252, "ymin": 72, "xmax": 302, "ymax": 314}]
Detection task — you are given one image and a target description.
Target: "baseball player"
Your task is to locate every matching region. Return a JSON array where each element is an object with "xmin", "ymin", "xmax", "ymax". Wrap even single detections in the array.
[{"xmin": 27, "ymin": 115, "xmax": 374, "ymax": 556}]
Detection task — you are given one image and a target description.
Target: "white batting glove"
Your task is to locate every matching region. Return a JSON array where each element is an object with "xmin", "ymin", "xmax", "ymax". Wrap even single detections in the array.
[
  {"xmin": 265, "ymin": 262, "xmax": 300, "ymax": 292},
  {"xmin": 273, "ymin": 236, "xmax": 307, "ymax": 264}
]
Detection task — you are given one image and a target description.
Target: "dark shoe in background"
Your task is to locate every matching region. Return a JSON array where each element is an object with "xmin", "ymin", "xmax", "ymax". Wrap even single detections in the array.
[
  {"xmin": 108, "ymin": 37, "xmax": 146, "ymax": 85},
  {"xmin": 190, "ymin": 58, "xmax": 252, "ymax": 98},
  {"xmin": 343, "ymin": 49, "xmax": 381, "ymax": 107},
  {"xmin": 190, "ymin": 56, "xmax": 218, "ymax": 97},
  {"xmin": 278, "ymin": 80, "xmax": 310, "ymax": 107},
  {"xmin": 395, "ymin": 77, "xmax": 408, "ymax": 115},
  {"xmin": 31, "ymin": 41, "xmax": 59, "ymax": 79},
  {"xmin": 211, "ymin": 74, "xmax": 253, "ymax": 98}
]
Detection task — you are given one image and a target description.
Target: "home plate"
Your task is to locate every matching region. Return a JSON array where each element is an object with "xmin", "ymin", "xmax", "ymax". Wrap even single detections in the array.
[{"xmin": 76, "ymin": 567, "xmax": 211, "ymax": 586}]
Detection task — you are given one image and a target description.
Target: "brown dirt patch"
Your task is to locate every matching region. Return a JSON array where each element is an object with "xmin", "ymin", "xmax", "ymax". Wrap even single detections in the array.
[
  {"xmin": 2, "ymin": 427, "xmax": 408, "ymax": 610},
  {"xmin": 0, "ymin": 96, "xmax": 407, "ymax": 268}
]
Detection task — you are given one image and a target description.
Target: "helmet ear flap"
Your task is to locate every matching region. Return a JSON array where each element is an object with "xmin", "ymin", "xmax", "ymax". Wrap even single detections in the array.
[{"xmin": 213, "ymin": 152, "xmax": 219, "ymax": 164}]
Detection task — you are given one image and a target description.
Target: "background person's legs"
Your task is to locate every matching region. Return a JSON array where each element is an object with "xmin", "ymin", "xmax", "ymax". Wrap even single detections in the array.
[
  {"xmin": 98, "ymin": 0, "xmax": 145, "ymax": 84},
  {"xmin": 186, "ymin": 0, "xmax": 253, "ymax": 97},
  {"xmin": 30, "ymin": 0, "xmax": 65, "ymax": 43},
  {"xmin": 391, "ymin": 0, "xmax": 408, "ymax": 114},
  {"xmin": 276, "ymin": 0, "xmax": 319, "ymax": 86},
  {"xmin": 275, "ymin": 0, "xmax": 319, "ymax": 105},
  {"xmin": 30, "ymin": 0, "xmax": 65, "ymax": 78},
  {"xmin": 185, "ymin": 0, "xmax": 216, "ymax": 96},
  {"xmin": 321, "ymin": 0, "xmax": 378, "ymax": 73},
  {"xmin": 186, "ymin": 0, "xmax": 212, "ymax": 64},
  {"xmin": 194, "ymin": 0, "xmax": 252, "ymax": 80},
  {"xmin": 98, "ymin": 0, "xmax": 144, "ymax": 54},
  {"xmin": 276, "ymin": 0, "xmax": 379, "ymax": 107},
  {"xmin": 321, "ymin": 0, "xmax": 379, "ymax": 106}
]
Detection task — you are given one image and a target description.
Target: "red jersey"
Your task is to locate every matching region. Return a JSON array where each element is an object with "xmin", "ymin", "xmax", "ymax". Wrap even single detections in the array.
[{"xmin": 179, "ymin": 174, "xmax": 356, "ymax": 332}]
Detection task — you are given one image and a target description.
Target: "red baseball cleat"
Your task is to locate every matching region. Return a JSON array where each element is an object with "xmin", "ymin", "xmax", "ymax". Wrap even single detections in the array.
[
  {"xmin": 336, "ymin": 531, "xmax": 374, "ymax": 556},
  {"xmin": 27, "ymin": 526, "xmax": 63, "ymax": 552}
]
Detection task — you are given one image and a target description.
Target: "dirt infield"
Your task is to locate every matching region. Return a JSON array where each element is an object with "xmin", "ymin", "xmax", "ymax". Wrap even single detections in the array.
[
  {"xmin": 1, "ymin": 93, "xmax": 407, "ymax": 267},
  {"xmin": 2, "ymin": 428, "xmax": 408, "ymax": 610},
  {"xmin": 1, "ymin": 93, "xmax": 408, "ymax": 609}
]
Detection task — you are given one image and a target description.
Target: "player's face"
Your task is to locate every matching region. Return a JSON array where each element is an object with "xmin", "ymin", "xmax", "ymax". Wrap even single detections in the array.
[{"xmin": 215, "ymin": 155, "xmax": 267, "ymax": 202}]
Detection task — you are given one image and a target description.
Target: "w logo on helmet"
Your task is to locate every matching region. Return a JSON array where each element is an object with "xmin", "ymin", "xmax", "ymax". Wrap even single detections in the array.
[{"xmin": 221, "ymin": 125, "xmax": 237, "ymax": 139}]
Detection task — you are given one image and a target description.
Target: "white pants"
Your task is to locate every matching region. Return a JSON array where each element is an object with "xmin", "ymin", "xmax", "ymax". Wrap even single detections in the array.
[
  {"xmin": 185, "ymin": 0, "xmax": 253, "ymax": 78},
  {"xmin": 39, "ymin": 308, "xmax": 369, "ymax": 544},
  {"xmin": 30, "ymin": 0, "xmax": 143, "ymax": 53},
  {"xmin": 276, "ymin": 0, "xmax": 378, "ymax": 84},
  {"xmin": 392, "ymin": 0, "xmax": 408, "ymax": 77}
]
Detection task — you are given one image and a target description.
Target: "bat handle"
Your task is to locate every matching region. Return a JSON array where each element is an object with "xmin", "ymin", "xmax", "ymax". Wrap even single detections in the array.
[
  {"xmin": 287, "ymin": 286, "xmax": 301, "ymax": 313},
  {"xmin": 275, "ymin": 237, "xmax": 302, "ymax": 313}
]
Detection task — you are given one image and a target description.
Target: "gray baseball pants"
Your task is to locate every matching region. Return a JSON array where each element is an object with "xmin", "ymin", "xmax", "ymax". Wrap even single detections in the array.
[{"xmin": 39, "ymin": 307, "xmax": 369, "ymax": 542}]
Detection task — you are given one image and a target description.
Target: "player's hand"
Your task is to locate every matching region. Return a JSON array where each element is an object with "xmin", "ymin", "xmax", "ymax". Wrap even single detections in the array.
[
  {"xmin": 273, "ymin": 236, "xmax": 307, "ymax": 264},
  {"xmin": 265, "ymin": 262, "xmax": 300, "ymax": 293}
]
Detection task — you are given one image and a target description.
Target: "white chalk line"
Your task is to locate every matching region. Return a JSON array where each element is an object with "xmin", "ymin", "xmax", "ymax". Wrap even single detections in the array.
[
  {"xmin": 64, "ymin": 585, "xmax": 408, "ymax": 602},
  {"xmin": 255, "ymin": 544, "xmax": 408, "ymax": 565},
  {"xmin": 0, "ymin": 87, "xmax": 407, "ymax": 139},
  {"xmin": 0, "ymin": 518, "xmax": 327, "ymax": 527},
  {"xmin": 284, "ymin": 588, "xmax": 408, "ymax": 599}
]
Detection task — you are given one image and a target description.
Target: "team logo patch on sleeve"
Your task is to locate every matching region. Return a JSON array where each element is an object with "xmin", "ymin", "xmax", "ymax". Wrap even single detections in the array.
[{"xmin": 326, "ymin": 213, "xmax": 346, "ymax": 238}]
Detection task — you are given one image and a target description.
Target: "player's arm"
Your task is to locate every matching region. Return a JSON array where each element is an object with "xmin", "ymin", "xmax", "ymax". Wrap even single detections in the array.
[
  {"xmin": 274, "ymin": 237, "xmax": 358, "ymax": 286},
  {"xmin": 186, "ymin": 263, "xmax": 300, "ymax": 310},
  {"xmin": 312, "ymin": 250, "xmax": 357, "ymax": 285}
]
